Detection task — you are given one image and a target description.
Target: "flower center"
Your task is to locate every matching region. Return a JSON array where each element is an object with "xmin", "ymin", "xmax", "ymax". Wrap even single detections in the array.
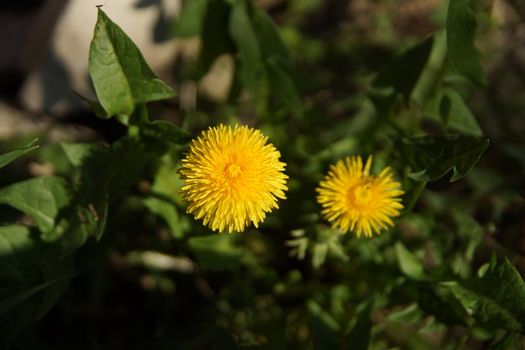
[
  {"xmin": 224, "ymin": 163, "xmax": 242, "ymax": 179},
  {"xmin": 348, "ymin": 180, "xmax": 374, "ymax": 207}
]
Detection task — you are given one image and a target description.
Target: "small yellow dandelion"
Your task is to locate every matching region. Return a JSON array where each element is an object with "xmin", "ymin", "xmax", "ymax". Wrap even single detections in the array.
[
  {"xmin": 316, "ymin": 155, "xmax": 404, "ymax": 237},
  {"xmin": 180, "ymin": 124, "xmax": 288, "ymax": 232}
]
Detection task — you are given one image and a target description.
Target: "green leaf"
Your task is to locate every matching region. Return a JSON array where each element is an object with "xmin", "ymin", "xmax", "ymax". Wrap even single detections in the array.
[
  {"xmin": 197, "ymin": 0, "xmax": 235, "ymax": 76},
  {"xmin": 173, "ymin": 0, "xmax": 207, "ymax": 37},
  {"xmin": 0, "ymin": 275, "xmax": 72, "ymax": 316},
  {"xmin": 344, "ymin": 303, "xmax": 372, "ymax": 350},
  {"xmin": 267, "ymin": 57, "xmax": 302, "ymax": 118},
  {"xmin": 400, "ymin": 135, "xmax": 489, "ymax": 182},
  {"xmin": 0, "ymin": 225, "xmax": 38, "ymax": 292},
  {"xmin": 446, "ymin": 0, "xmax": 486, "ymax": 87},
  {"xmin": 371, "ymin": 36, "xmax": 434, "ymax": 104},
  {"xmin": 395, "ymin": 242, "xmax": 429, "ymax": 281},
  {"xmin": 0, "ymin": 139, "xmax": 39, "ymax": 169},
  {"xmin": 188, "ymin": 235, "xmax": 245, "ymax": 270},
  {"xmin": 140, "ymin": 120, "xmax": 192, "ymax": 146},
  {"xmin": 0, "ymin": 225, "xmax": 74, "ymax": 345},
  {"xmin": 0, "ymin": 176, "xmax": 71, "ymax": 237},
  {"xmin": 251, "ymin": 5, "xmax": 291, "ymax": 63},
  {"xmin": 308, "ymin": 300, "xmax": 340, "ymax": 350},
  {"xmin": 61, "ymin": 139, "xmax": 149, "ymax": 241},
  {"xmin": 229, "ymin": 0, "xmax": 268, "ymax": 114},
  {"xmin": 88, "ymin": 9, "xmax": 176, "ymax": 120},
  {"xmin": 418, "ymin": 286, "xmax": 466, "ymax": 326},
  {"xmin": 448, "ymin": 259, "xmax": 525, "ymax": 331},
  {"xmin": 144, "ymin": 164, "xmax": 187, "ymax": 239},
  {"xmin": 424, "ymin": 87, "xmax": 483, "ymax": 136}
]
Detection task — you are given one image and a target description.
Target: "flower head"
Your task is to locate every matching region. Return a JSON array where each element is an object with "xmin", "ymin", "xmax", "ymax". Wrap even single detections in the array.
[
  {"xmin": 180, "ymin": 124, "xmax": 288, "ymax": 232},
  {"xmin": 316, "ymin": 156, "xmax": 403, "ymax": 237}
]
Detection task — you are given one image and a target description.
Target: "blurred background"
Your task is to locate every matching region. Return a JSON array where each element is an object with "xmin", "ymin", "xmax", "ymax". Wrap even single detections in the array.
[{"xmin": 1, "ymin": 0, "xmax": 525, "ymax": 348}]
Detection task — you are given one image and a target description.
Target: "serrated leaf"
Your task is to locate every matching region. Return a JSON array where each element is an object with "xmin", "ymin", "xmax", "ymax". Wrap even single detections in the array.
[
  {"xmin": 371, "ymin": 36, "xmax": 433, "ymax": 104},
  {"xmin": 0, "ymin": 176, "xmax": 71, "ymax": 236},
  {"xmin": 0, "ymin": 139, "xmax": 39, "ymax": 169},
  {"xmin": 140, "ymin": 120, "xmax": 192, "ymax": 145},
  {"xmin": 446, "ymin": 0, "xmax": 486, "ymax": 87},
  {"xmin": 448, "ymin": 259, "xmax": 525, "ymax": 332},
  {"xmin": 400, "ymin": 135, "xmax": 489, "ymax": 182},
  {"xmin": 88, "ymin": 9, "xmax": 176, "ymax": 120}
]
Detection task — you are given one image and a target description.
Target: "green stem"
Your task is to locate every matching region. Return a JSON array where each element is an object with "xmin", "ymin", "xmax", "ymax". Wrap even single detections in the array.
[{"xmin": 404, "ymin": 180, "xmax": 427, "ymax": 213}]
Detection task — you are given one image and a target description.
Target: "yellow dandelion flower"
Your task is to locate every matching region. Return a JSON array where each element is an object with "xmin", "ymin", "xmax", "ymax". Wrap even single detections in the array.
[
  {"xmin": 316, "ymin": 155, "xmax": 404, "ymax": 237},
  {"xmin": 180, "ymin": 124, "xmax": 288, "ymax": 232}
]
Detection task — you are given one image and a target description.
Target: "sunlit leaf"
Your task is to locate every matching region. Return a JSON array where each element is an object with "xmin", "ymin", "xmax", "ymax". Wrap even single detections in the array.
[
  {"xmin": 89, "ymin": 9, "xmax": 176, "ymax": 120},
  {"xmin": 0, "ymin": 139, "xmax": 38, "ymax": 169},
  {"xmin": 0, "ymin": 177, "xmax": 71, "ymax": 237}
]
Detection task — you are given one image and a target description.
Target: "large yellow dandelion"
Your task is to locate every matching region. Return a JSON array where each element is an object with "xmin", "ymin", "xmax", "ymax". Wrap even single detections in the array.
[
  {"xmin": 180, "ymin": 124, "xmax": 288, "ymax": 232},
  {"xmin": 316, "ymin": 156, "xmax": 404, "ymax": 237}
]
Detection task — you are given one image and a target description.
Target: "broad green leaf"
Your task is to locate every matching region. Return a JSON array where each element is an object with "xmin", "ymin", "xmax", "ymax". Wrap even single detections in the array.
[
  {"xmin": 424, "ymin": 87, "xmax": 482, "ymax": 136},
  {"xmin": 395, "ymin": 242, "xmax": 428, "ymax": 281},
  {"xmin": 0, "ymin": 176, "xmax": 71, "ymax": 237},
  {"xmin": 173, "ymin": 0, "xmax": 207, "ymax": 37},
  {"xmin": 0, "ymin": 139, "xmax": 38, "ymax": 169},
  {"xmin": 188, "ymin": 235, "xmax": 245, "ymax": 270},
  {"xmin": 88, "ymin": 9, "xmax": 176, "ymax": 120},
  {"xmin": 308, "ymin": 300, "xmax": 340, "ymax": 349},
  {"xmin": 446, "ymin": 0, "xmax": 486, "ymax": 87},
  {"xmin": 448, "ymin": 259, "xmax": 525, "ymax": 331},
  {"xmin": 229, "ymin": 0, "xmax": 268, "ymax": 114},
  {"xmin": 371, "ymin": 36, "xmax": 433, "ymax": 104},
  {"xmin": 400, "ymin": 135, "xmax": 489, "ymax": 182}
]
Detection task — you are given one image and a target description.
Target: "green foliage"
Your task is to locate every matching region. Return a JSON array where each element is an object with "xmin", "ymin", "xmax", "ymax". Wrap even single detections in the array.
[
  {"xmin": 88, "ymin": 9, "xmax": 176, "ymax": 121},
  {"xmin": 0, "ymin": 139, "xmax": 38, "ymax": 169},
  {"xmin": 2, "ymin": 1, "xmax": 523, "ymax": 348},
  {"xmin": 446, "ymin": 0, "xmax": 486, "ymax": 87},
  {"xmin": 400, "ymin": 135, "xmax": 490, "ymax": 182}
]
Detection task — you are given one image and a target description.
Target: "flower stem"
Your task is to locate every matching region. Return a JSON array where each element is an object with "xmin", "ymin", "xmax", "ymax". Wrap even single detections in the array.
[{"xmin": 404, "ymin": 180, "xmax": 427, "ymax": 213}]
